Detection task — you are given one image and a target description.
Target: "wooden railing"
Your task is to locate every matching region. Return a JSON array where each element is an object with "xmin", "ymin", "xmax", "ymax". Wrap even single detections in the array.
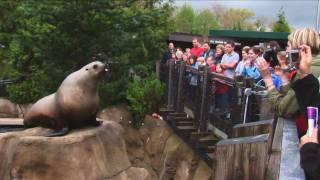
[
  {"xmin": 158, "ymin": 60, "xmax": 305, "ymax": 179},
  {"xmin": 159, "ymin": 59, "xmax": 265, "ymax": 136}
]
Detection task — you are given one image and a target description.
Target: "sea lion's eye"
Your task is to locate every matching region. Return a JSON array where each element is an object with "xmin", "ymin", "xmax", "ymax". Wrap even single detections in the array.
[{"xmin": 93, "ymin": 64, "xmax": 98, "ymax": 69}]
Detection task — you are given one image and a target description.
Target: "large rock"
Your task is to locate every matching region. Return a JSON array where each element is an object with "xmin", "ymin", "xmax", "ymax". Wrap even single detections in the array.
[
  {"xmin": 0, "ymin": 121, "xmax": 146, "ymax": 180},
  {"xmin": 0, "ymin": 104, "xmax": 212, "ymax": 180},
  {"xmin": 98, "ymin": 105, "xmax": 213, "ymax": 180}
]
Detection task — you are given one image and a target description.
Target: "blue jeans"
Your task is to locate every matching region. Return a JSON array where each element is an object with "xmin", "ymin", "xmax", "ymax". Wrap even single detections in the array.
[{"xmin": 215, "ymin": 93, "xmax": 229, "ymax": 112}]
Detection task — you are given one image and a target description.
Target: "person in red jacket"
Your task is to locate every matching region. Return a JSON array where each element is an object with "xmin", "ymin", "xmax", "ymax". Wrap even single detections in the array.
[
  {"xmin": 190, "ymin": 38, "xmax": 204, "ymax": 57},
  {"xmin": 207, "ymin": 56, "xmax": 229, "ymax": 114}
]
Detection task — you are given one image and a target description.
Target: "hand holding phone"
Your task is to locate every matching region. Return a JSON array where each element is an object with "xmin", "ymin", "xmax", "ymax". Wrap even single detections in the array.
[
  {"xmin": 298, "ymin": 45, "xmax": 312, "ymax": 76},
  {"xmin": 300, "ymin": 128, "xmax": 318, "ymax": 149}
]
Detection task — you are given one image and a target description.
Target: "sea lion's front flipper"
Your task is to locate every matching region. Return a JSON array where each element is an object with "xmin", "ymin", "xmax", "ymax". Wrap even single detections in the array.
[{"xmin": 46, "ymin": 127, "xmax": 69, "ymax": 137}]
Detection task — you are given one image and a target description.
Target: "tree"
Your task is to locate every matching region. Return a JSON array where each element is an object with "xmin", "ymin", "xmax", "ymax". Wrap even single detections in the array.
[
  {"xmin": 254, "ymin": 16, "xmax": 269, "ymax": 32},
  {"xmin": 193, "ymin": 9, "xmax": 219, "ymax": 36},
  {"xmin": 211, "ymin": 3, "xmax": 226, "ymax": 28},
  {"xmin": 173, "ymin": 5, "xmax": 220, "ymax": 36},
  {"xmin": 225, "ymin": 8, "xmax": 255, "ymax": 31},
  {"xmin": 173, "ymin": 4, "xmax": 195, "ymax": 33},
  {"xmin": 272, "ymin": 8, "xmax": 291, "ymax": 33},
  {"xmin": 0, "ymin": 0, "xmax": 174, "ymax": 104},
  {"xmin": 212, "ymin": 4, "xmax": 255, "ymax": 31}
]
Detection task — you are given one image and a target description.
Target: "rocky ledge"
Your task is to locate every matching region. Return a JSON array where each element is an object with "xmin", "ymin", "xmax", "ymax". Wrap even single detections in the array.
[{"xmin": 0, "ymin": 100, "xmax": 212, "ymax": 180}]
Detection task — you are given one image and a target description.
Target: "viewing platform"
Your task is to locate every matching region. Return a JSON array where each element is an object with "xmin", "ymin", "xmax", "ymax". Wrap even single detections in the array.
[{"xmin": 158, "ymin": 59, "xmax": 306, "ymax": 179}]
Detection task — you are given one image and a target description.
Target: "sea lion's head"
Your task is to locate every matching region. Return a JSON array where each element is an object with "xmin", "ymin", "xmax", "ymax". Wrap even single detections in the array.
[{"xmin": 83, "ymin": 61, "xmax": 108, "ymax": 80}]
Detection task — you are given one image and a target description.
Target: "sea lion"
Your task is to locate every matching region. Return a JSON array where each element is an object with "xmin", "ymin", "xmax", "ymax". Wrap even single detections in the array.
[{"xmin": 23, "ymin": 61, "xmax": 108, "ymax": 137}]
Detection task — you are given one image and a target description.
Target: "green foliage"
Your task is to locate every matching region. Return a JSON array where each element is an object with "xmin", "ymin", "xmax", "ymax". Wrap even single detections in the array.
[
  {"xmin": 0, "ymin": 1, "xmax": 173, "ymax": 104},
  {"xmin": 173, "ymin": 4, "xmax": 195, "ymax": 33},
  {"xmin": 7, "ymin": 67, "xmax": 50, "ymax": 103},
  {"xmin": 0, "ymin": 61, "xmax": 19, "ymax": 79},
  {"xmin": 99, "ymin": 77, "xmax": 129, "ymax": 107},
  {"xmin": 226, "ymin": 8, "xmax": 254, "ymax": 31},
  {"xmin": 126, "ymin": 72, "xmax": 165, "ymax": 129},
  {"xmin": 173, "ymin": 4, "xmax": 259, "ymax": 34},
  {"xmin": 193, "ymin": 9, "xmax": 219, "ymax": 36},
  {"xmin": 213, "ymin": 4, "xmax": 271, "ymax": 31},
  {"xmin": 254, "ymin": 19, "xmax": 266, "ymax": 32},
  {"xmin": 272, "ymin": 8, "xmax": 291, "ymax": 33},
  {"xmin": 173, "ymin": 4, "xmax": 219, "ymax": 35}
]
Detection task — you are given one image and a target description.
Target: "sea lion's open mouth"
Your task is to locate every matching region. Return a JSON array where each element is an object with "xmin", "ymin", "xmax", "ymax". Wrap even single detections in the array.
[{"xmin": 97, "ymin": 67, "xmax": 108, "ymax": 79}]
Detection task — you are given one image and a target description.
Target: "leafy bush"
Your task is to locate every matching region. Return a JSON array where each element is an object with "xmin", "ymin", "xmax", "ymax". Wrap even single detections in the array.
[
  {"xmin": 126, "ymin": 73, "xmax": 165, "ymax": 128},
  {"xmin": 7, "ymin": 67, "xmax": 51, "ymax": 103},
  {"xmin": 99, "ymin": 77, "xmax": 129, "ymax": 107}
]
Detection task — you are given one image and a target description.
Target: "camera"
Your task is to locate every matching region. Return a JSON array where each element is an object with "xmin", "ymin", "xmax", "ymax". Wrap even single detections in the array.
[
  {"xmin": 288, "ymin": 49, "xmax": 300, "ymax": 64},
  {"xmin": 263, "ymin": 48, "xmax": 278, "ymax": 66}
]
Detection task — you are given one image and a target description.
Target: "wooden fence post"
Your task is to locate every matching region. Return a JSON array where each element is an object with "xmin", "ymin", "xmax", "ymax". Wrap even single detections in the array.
[
  {"xmin": 199, "ymin": 66, "xmax": 209, "ymax": 132},
  {"xmin": 167, "ymin": 60, "xmax": 175, "ymax": 110},
  {"xmin": 194, "ymin": 66, "xmax": 202, "ymax": 129},
  {"xmin": 176, "ymin": 61, "xmax": 186, "ymax": 113},
  {"xmin": 215, "ymin": 134, "xmax": 270, "ymax": 180},
  {"xmin": 232, "ymin": 119, "xmax": 274, "ymax": 153}
]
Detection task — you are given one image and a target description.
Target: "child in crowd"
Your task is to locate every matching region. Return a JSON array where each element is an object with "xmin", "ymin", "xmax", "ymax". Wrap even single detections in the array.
[
  {"xmin": 182, "ymin": 53, "xmax": 188, "ymax": 63},
  {"xmin": 206, "ymin": 56, "xmax": 229, "ymax": 115},
  {"xmin": 187, "ymin": 55, "xmax": 199, "ymax": 105},
  {"xmin": 175, "ymin": 48, "xmax": 183, "ymax": 61},
  {"xmin": 197, "ymin": 57, "xmax": 206, "ymax": 66}
]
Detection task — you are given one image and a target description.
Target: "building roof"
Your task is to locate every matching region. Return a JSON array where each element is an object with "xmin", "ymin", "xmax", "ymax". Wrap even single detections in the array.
[
  {"xmin": 168, "ymin": 30, "xmax": 290, "ymax": 48},
  {"xmin": 210, "ymin": 30, "xmax": 289, "ymax": 42},
  {"xmin": 168, "ymin": 32, "xmax": 204, "ymax": 43}
]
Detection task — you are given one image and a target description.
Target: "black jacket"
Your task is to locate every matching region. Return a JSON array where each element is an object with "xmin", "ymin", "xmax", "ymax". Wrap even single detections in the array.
[{"xmin": 292, "ymin": 74, "xmax": 320, "ymax": 180}]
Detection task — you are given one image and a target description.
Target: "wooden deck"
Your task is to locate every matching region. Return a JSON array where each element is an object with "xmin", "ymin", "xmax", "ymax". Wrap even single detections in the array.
[{"xmin": 158, "ymin": 60, "xmax": 306, "ymax": 179}]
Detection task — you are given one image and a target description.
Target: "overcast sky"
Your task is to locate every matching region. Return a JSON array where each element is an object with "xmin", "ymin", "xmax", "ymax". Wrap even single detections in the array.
[{"xmin": 174, "ymin": 0, "xmax": 319, "ymax": 30}]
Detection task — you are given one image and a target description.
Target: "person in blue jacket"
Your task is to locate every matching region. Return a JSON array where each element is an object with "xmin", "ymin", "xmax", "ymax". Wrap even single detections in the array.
[{"xmin": 243, "ymin": 46, "xmax": 281, "ymax": 90}]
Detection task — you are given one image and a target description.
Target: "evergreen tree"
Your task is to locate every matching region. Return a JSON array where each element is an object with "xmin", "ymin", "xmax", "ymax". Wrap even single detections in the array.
[{"xmin": 272, "ymin": 8, "xmax": 291, "ymax": 33}]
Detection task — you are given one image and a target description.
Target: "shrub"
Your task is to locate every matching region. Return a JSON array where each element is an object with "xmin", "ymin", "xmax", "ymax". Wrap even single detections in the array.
[
  {"xmin": 99, "ymin": 77, "xmax": 129, "ymax": 107},
  {"xmin": 7, "ymin": 68, "xmax": 51, "ymax": 103},
  {"xmin": 126, "ymin": 73, "xmax": 165, "ymax": 128}
]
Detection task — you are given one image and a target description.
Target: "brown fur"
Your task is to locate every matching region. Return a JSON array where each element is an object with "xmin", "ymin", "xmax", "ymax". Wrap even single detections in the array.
[{"xmin": 23, "ymin": 61, "xmax": 107, "ymax": 130}]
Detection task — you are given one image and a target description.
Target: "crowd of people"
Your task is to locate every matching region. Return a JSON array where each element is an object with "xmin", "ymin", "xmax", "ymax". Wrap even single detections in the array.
[
  {"xmin": 162, "ymin": 28, "xmax": 320, "ymax": 179},
  {"xmin": 162, "ymin": 38, "xmax": 284, "ymax": 119}
]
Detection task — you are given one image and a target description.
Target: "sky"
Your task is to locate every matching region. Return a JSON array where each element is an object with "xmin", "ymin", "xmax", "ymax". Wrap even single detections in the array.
[{"xmin": 174, "ymin": 0, "xmax": 320, "ymax": 30}]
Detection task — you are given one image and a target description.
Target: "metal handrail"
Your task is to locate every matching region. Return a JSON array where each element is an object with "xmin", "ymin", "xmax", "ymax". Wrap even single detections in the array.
[{"xmin": 0, "ymin": 79, "xmax": 14, "ymax": 85}]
